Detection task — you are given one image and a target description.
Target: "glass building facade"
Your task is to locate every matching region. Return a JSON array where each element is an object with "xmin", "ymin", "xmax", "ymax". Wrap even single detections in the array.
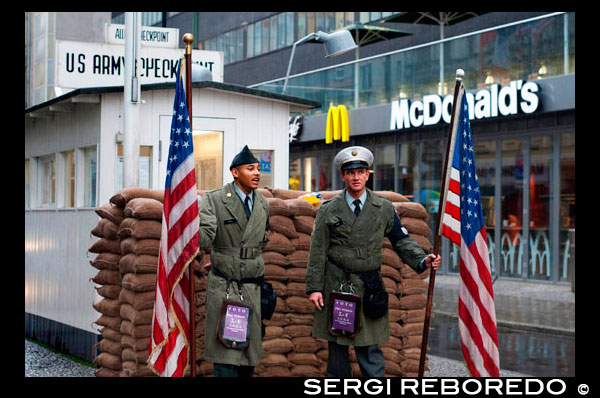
[{"xmin": 256, "ymin": 12, "xmax": 575, "ymax": 284}]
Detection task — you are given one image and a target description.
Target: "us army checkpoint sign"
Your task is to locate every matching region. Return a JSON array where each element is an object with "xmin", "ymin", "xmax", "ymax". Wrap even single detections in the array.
[{"xmin": 55, "ymin": 39, "xmax": 224, "ymax": 90}]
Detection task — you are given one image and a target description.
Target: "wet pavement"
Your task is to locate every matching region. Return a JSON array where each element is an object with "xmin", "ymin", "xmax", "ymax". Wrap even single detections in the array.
[{"xmin": 427, "ymin": 273, "xmax": 575, "ymax": 377}]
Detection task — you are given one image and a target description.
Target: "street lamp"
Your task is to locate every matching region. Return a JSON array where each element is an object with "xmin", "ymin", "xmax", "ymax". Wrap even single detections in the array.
[{"xmin": 282, "ymin": 30, "xmax": 357, "ymax": 94}]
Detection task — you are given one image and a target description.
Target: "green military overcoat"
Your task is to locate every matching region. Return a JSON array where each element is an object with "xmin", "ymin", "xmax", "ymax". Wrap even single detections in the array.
[
  {"xmin": 305, "ymin": 189, "xmax": 428, "ymax": 347},
  {"xmin": 198, "ymin": 182, "xmax": 269, "ymax": 366}
]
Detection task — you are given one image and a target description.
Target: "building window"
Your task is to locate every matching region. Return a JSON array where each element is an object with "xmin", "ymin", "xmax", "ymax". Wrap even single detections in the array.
[
  {"xmin": 559, "ymin": 133, "xmax": 574, "ymax": 282},
  {"xmin": 62, "ymin": 150, "xmax": 75, "ymax": 208},
  {"xmin": 289, "ymin": 157, "xmax": 301, "ymax": 190},
  {"xmin": 139, "ymin": 146, "xmax": 153, "ymax": 189},
  {"xmin": 37, "ymin": 154, "xmax": 56, "ymax": 207},
  {"xmin": 117, "ymin": 145, "xmax": 153, "ymax": 190},
  {"xmin": 25, "ymin": 159, "xmax": 30, "ymax": 209},
  {"xmin": 84, "ymin": 146, "xmax": 97, "ymax": 208},
  {"xmin": 500, "ymin": 138, "xmax": 525, "ymax": 278},
  {"xmin": 529, "ymin": 135, "xmax": 553, "ymax": 281},
  {"xmin": 192, "ymin": 130, "xmax": 223, "ymax": 191}
]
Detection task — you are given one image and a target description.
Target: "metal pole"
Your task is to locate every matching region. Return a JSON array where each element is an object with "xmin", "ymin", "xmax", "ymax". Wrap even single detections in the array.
[
  {"xmin": 123, "ymin": 12, "xmax": 141, "ymax": 188},
  {"xmin": 418, "ymin": 69, "xmax": 464, "ymax": 377},
  {"xmin": 182, "ymin": 32, "xmax": 197, "ymax": 378}
]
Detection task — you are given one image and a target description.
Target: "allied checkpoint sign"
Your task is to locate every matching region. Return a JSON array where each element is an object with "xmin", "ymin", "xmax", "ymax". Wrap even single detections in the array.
[{"xmin": 55, "ymin": 24, "xmax": 224, "ymax": 90}]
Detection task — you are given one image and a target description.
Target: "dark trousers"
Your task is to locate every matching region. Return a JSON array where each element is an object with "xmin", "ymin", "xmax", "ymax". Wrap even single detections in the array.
[
  {"xmin": 213, "ymin": 363, "xmax": 255, "ymax": 377},
  {"xmin": 326, "ymin": 341, "xmax": 385, "ymax": 377}
]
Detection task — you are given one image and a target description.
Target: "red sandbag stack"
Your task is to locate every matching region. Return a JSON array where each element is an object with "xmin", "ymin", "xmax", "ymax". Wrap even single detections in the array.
[{"xmin": 90, "ymin": 203, "xmax": 125, "ymax": 377}]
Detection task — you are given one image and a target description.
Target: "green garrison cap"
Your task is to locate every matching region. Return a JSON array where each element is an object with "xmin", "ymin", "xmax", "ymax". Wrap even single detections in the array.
[
  {"xmin": 333, "ymin": 146, "xmax": 374, "ymax": 172},
  {"xmin": 230, "ymin": 145, "xmax": 260, "ymax": 170}
]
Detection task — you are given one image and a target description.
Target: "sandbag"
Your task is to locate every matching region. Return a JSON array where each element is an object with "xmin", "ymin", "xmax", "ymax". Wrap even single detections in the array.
[
  {"xmin": 293, "ymin": 216, "xmax": 315, "ymax": 235},
  {"xmin": 121, "ymin": 360, "xmax": 156, "ymax": 377},
  {"xmin": 260, "ymin": 353, "xmax": 289, "ymax": 367},
  {"xmin": 89, "ymin": 238, "xmax": 121, "ymax": 255},
  {"xmin": 262, "ymin": 251, "xmax": 290, "ymax": 267},
  {"xmin": 90, "ymin": 252, "xmax": 121, "ymax": 271},
  {"xmin": 271, "ymin": 189, "xmax": 308, "ymax": 200},
  {"xmin": 286, "ymin": 250, "xmax": 309, "ymax": 268},
  {"xmin": 120, "ymin": 320, "xmax": 152, "ymax": 339},
  {"xmin": 110, "ymin": 187, "xmax": 164, "ymax": 207},
  {"xmin": 92, "ymin": 269, "xmax": 121, "ymax": 286},
  {"xmin": 91, "ymin": 218, "xmax": 119, "ymax": 240},
  {"xmin": 95, "ymin": 203, "xmax": 125, "ymax": 225},
  {"xmin": 409, "ymin": 233, "xmax": 432, "ymax": 251},
  {"xmin": 374, "ymin": 191, "xmax": 409, "ymax": 203},
  {"xmin": 381, "ymin": 264, "xmax": 402, "ymax": 281},
  {"xmin": 93, "ymin": 298, "xmax": 121, "ymax": 317},
  {"xmin": 264, "ymin": 264, "xmax": 288, "ymax": 281},
  {"xmin": 121, "ymin": 273, "xmax": 156, "ymax": 292},
  {"xmin": 94, "ymin": 352, "xmax": 121, "ymax": 371},
  {"xmin": 95, "ymin": 315, "xmax": 122, "ymax": 331},
  {"xmin": 124, "ymin": 197, "xmax": 163, "ymax": 220},
  {"xmin": 269, "ymin": 215, "xmax": 298, "ymax": 239},
  {"xmin": 393, "ymin": 201, "xmax": 429, "ymax": 219},
  {"xmin": 399, "ymin": 294, "xmax": 427, "ymax": 310},
  {"xmin": 401, "ymin": 217, "xmax": 432, "ymax": 237},
  {"xmin": 285, "ymin": 296, "xmax": 314, "ymax": 314},
  {"xmin": 292, "ymin": 336, "xmax": 323, "ymax": 353},
  {"xmin": 382, "ymin": 248, "xmax": 402, "ymax": 269},
  {"xmin": 94, "ymin": 367, "xmax": 121, "ymax": 377},
  {"xmin": 120, "ymin": 303, "xmax": 153, "ymax": 325},
  {"xmin": 285, "ymin": 282, "xmax": 306, "ymax": 297},
  {"xmin": 290, "ymin": 364, "xmax": 321, "ymax": 377},
  {"xmin": 267, "ymin": 197, "xmax": 294, "ymax": 217},
  {"xmin": 97, "ymin": 338, "xmax": 122, "ymax": 356},
  {"xmin": 262, "ymin": 338, "xmax": 294, "ymax": 354},
  {"xmin": 119, "ymin": 253, "xmax": 158, "ymax": 275},
  {"xmin": 264, "ymin": 326, "xmax": 284, "ymax": 340},
  {"xmin": 286, "ymin": 199, "xmax": 317, "ymax": 217},
  {"xmin": 283, "ymin": 324, "xmax": 312, "ymax": 338},
  {"xmin": 118, "ymin": 288, "xmax": 155, "ymax": 311},
  {"xmin": 290, "ymin": 233, "xmax": 311, "ymax": 251},
  {"xmin": 264, "ymin": 232, "xmax": 295, "ymax": 255},
  {"xmin": 95, "ymin": 284, "xmax": 121, "ymax": 299},
  {"xmin": 287, "ymin": 267, "xmax": 307, "ymax": 282}
]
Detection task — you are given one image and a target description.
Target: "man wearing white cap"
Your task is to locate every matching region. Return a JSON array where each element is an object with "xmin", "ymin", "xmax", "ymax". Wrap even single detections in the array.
[{"xmin": 305, "ymin": 145, "xmax": 441, "ymax": 377}]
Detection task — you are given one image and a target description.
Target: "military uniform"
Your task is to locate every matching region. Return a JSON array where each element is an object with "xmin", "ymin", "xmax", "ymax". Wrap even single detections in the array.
[
  {"xmin": 199, "ymin": 147, "xmax": 269, "ymax": 375},
  {"xmin": 305, "ymin": 146, "xmax": 430, "ymax": 377}
]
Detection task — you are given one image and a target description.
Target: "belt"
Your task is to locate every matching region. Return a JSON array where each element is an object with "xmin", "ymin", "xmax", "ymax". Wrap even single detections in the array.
[
  {"xmin": 327, "ymin": 244, "xmax": 379, "ymax": 260},
  {"xmin": 213, "ymin": 246, "xmax": 262, "ymax": 259},
  {"xmin": 211, "ymin": 266, "xmax": 264, "ymax": 286}
]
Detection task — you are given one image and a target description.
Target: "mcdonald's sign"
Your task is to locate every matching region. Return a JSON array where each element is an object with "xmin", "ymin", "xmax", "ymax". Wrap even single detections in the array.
[{"xmin": 325, "ymin": 105, "xmax": 350, "ymax": 144}]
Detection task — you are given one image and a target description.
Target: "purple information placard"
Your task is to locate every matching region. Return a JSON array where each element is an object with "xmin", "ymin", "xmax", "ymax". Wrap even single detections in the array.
[
  {"xmin": 222, "ymin": 304, "xmax": 249, "ymax": 341},
  {"xmin": 332, "ymin": 298, "xmax": 356, "ymax": 332}
]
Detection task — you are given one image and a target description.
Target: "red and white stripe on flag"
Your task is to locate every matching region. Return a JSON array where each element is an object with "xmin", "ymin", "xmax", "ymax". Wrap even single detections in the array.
[
  {"xmin": 148, "ymin": 59, "xmax": 199, "ymax": 377},
  {"xmin": 441, "ymin": 87, "xmax": 500, "ymax": 377}
]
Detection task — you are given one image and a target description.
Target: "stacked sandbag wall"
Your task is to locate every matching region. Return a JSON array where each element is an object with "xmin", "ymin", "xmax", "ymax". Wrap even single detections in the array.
[
  {"xmin": 89, "ymin": 203, "xmax": 125, "ymax": 377},
  {"xmin": 90, "ymin": 187, "xmax": 432, "ymax": 377}
]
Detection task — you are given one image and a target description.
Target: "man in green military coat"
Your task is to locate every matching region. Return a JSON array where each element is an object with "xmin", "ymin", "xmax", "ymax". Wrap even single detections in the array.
[
  {"xmin": 198, "ymin": 145, "xmax": 270, "ymax": 377},
  {"xmin": 306, "ymin": 146, "xmax": 441, "ymax": 377}
]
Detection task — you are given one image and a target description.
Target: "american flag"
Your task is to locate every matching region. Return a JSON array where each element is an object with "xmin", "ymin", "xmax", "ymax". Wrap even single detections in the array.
[
  {"xmin": 441, "ymin": 90, "xmax": 500, "ymax": 377},
  {"xmin": 148, "ymin": 59, "xmax": 199, "ymax": 377}
]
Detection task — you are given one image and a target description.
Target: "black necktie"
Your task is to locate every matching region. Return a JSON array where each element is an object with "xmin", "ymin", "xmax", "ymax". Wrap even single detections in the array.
[
  {"xmin": 244, "ymin": 196, "xmax": 252, "ymax": 219},
  {"xmin": 353, "ymin": 199, "xmax": 361, "ymax": 217}
]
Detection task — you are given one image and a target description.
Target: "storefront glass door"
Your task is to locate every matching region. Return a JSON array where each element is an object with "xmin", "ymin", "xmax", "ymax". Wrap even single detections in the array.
[
  {"xmin": 529, "ymin": 136, "xmax": 553, "ymax": 281},
  {"xmin": 500, "ymin": 138, "xmax": 525, "ymax": 278}
]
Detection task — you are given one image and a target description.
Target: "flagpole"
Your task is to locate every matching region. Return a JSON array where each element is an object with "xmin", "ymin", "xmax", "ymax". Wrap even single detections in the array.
[
  {"xmin": 183, "ymin": 32, "xmax": 197, "ymax": 378},
  {"xmin": 418, "ymin": 68, "xmax": 464, "ymax": 377}
]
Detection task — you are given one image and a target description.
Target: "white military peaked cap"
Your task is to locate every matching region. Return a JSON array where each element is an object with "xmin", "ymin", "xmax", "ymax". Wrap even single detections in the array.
[{"xmin": 333, "ymin": 146, "xmax": 374, "ymax": 172}]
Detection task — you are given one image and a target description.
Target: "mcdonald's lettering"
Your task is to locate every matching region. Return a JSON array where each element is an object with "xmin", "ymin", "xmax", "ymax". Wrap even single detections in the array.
[
  {"xmin": 390, "ymin": 80, "xmax": 540, "ymax": 130},
  {"xmin": 326, "ymin": 105, "xmax": 350, "ymax": 144}
]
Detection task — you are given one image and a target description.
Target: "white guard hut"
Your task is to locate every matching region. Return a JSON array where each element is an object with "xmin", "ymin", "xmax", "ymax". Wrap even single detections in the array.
[{"xmin": 25, "ymin": 81, "xmax": 320, "ymax": 362}]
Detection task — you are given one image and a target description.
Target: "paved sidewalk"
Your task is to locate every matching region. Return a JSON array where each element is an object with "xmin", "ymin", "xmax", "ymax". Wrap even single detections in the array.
[{"xmin": 431, "ymin": 274, "xmax": 575, "ymax": 336}]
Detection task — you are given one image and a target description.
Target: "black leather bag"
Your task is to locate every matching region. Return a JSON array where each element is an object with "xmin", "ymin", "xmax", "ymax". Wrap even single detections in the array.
[
  {"xmin": 260, "ymin": 281, "xmax": 277, "ymax": 320},
  {"xmin": 357, "ymin": 269, "xmax": 388, "ymax": 319}
]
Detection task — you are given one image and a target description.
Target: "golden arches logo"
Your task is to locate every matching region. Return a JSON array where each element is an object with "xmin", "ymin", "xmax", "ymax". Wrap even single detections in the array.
[{"xmin": 326, "ymin": 105, "xmax": 350, "ymax": 144}]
